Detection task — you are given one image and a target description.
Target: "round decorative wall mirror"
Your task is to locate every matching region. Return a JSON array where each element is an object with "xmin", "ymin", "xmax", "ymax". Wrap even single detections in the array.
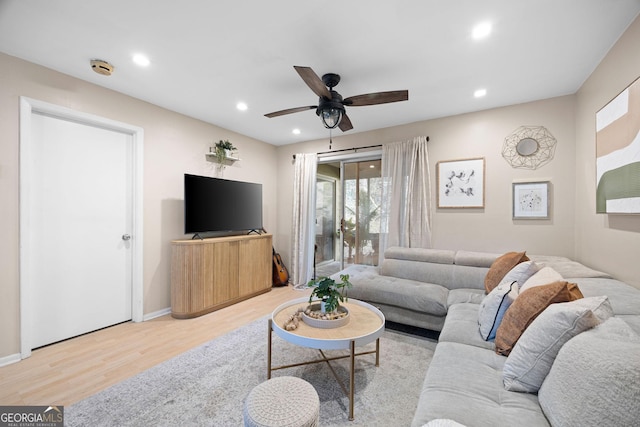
[
  {"xmin": 516, "ymin": 138, "xmax": 539, "ymax": 156},
  {"xmin": 502, "ymin": 126, "xmax": 556, "ymax": 169}
]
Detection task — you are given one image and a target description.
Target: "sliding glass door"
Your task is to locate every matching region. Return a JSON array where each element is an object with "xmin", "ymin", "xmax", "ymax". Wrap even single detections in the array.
[
  {"xmin": 342, "ymin": 159, "xmax": 382, "ymax": 267},
  {"xmin": 314, "ymin": 156, "xmax": 381, "ymax": 277}
]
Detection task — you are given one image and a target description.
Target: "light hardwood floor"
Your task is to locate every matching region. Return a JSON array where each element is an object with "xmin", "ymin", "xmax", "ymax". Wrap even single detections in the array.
[{"xmin": 0, "ymin": 285, "xmax": 308, "ymax": 406}]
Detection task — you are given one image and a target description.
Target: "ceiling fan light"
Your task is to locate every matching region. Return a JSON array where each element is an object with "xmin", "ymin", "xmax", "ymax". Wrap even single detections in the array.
[{"xmin": 321, "ymin": 107, "xmax": 342, "ymax": 129}]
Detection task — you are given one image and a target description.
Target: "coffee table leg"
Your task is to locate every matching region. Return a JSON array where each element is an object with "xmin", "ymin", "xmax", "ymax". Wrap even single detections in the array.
[
  {"xmin": 267, "ymin": 318, "xmax": 272, "ymax": 379},
  {"xmin": 349, "ymin": 340, "xmax": 355, "ymax": 421}
]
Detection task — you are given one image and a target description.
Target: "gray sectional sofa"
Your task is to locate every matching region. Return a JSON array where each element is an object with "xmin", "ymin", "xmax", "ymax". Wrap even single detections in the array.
[{"xmin": 332, "ymin": 247, "xmax": 640, "ymax": 427}]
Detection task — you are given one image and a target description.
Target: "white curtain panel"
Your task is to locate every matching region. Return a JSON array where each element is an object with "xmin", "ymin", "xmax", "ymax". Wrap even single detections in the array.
[
  {"xmin": 379, "ymin": 136, "xmax": 432, "ymax": 264},
  {"xmin": 291, "ymin": 153, "xmax": 318, "ymax": 287}
]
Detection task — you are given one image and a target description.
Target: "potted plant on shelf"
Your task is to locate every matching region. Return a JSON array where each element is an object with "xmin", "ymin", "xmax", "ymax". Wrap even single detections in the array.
[
  {"xmin": 307, "ymin": 274, "xmax": 352, "ymax": 313},
  {"xmin": 214, "ymin": 139, "xmax": 236, "ymax": 164}
]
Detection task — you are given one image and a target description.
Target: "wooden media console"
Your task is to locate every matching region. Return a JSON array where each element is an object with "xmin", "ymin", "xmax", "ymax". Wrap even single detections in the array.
[{"xmin": 171, "ymin": 233, "xmax": 272, "ymax": 318}]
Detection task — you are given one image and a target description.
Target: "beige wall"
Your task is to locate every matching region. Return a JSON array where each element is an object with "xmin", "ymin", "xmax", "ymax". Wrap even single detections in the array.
[
  {"xmin": 574, "ymin": 16, "xmax": 640, "ymax": 288},
  {"xmin": 0, "ymin": 53, "xmax": 278, "ymax": 359},
  {"xmin": 276, "ymin": 96, "xmax": 577, "ymax": 275}
]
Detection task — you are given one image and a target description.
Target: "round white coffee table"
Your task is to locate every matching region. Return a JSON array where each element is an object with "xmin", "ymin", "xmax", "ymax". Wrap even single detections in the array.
[{"xmin": 268, "ymin": 297, "xmax": 385, "ymax": 420}]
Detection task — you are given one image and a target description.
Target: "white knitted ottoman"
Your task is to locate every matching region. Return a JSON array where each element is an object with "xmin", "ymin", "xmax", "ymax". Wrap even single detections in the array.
[{"xmin": 243, "ymin": 376, "xmax": 320, "ymax": 427}]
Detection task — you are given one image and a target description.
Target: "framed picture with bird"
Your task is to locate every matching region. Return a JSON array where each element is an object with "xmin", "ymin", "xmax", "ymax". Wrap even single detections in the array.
[{"xmin": 436, "ymin": 157, "xmax": 485, "ymax": 208}]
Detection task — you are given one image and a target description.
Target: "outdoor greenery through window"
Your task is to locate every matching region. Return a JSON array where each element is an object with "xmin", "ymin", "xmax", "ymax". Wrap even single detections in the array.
[{"xmin": 343, "ymin": 160, "xmax": 381, "ymax": 266}]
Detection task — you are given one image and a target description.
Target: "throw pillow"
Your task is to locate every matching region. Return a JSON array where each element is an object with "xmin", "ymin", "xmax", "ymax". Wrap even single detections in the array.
[
  {"xmin": 538, "ymin": 318, "xmax": 640, "ymax": 427},
  {"xmin": 502, "ymin": 296, "xmax": 613, "ymax": 392},
  {"xmin": 519, "ymin": 266, "xmax": 563, "ymax": 293},
  {"xmin": 478, "ymin": 281, "xmax": 519, "ymax": 341},
  {"xmin": 484, "ymin": 251, "xmax": 529, "ymax": 293},
  {"xmin": 494, "ymin": 281, "xmax": 583, "ymax": 356},
  {"xmin": 499, "ymin": 261, "xmax": 540, "ymax": 290}
]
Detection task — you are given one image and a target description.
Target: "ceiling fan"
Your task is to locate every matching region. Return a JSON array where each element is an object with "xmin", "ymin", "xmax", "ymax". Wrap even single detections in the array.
[{"xmin": 264, "ymin": 66, "xmax": 409, "ymax": 132}]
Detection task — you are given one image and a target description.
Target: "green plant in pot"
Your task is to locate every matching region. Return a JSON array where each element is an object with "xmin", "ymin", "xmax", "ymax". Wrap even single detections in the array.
[
  {"xmin": 307, "ymin": 274, "xmax": 352, "ymax": 313},
  {"xmin": 214, "ymin": 139, "xmax": 236, "ymax": 164}
]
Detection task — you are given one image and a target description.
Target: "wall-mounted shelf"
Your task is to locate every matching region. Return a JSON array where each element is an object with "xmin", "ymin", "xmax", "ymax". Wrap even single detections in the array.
[{"xmin": 205, "ymin": 152, "xmax": 240, "ymax": 164}]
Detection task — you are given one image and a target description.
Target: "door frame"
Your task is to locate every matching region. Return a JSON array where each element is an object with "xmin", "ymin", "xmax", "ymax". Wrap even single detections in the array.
[
  {"xmin": 19, "ymin": 97, "xmax": 144, "ymax": 359},
  {"xmin": 318, "ymin": 150, "xmax": 381, "ymax": 270}
]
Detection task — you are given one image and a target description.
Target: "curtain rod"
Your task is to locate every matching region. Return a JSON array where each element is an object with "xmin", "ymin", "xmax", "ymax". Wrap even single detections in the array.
[
  {"xmin": 292, "ymin": 137, "xmax": 430, "ymax": 160},
  {"xmin": 292, "ymin": 144, "xmax": 381, "ymax": 160}
]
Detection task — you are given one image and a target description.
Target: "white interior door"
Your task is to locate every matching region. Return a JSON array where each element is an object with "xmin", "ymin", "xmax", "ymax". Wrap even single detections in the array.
[{"xmin": 25, "ymin": 112, "xmax": 133, "ymax": 349}]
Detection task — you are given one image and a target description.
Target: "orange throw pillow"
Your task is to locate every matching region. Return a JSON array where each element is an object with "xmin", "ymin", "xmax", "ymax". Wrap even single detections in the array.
[
  {"xmin": 495, "ymin": 281, "xmax": 583, "ymax": 356},
  {"xmin": 484, "ymin": 251, "xmax": 529, "ymax": 293}
]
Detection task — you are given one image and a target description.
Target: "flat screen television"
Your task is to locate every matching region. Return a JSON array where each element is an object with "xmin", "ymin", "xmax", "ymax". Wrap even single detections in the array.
[{"xmin": 184, "ymin": 174, "xmax": 263, "ymax": 235}]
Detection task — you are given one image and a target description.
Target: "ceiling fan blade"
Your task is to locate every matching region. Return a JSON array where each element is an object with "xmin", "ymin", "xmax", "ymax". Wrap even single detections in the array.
[
  {"xmin": 294, "ymin": 66, "xmax": 331, "ymax": 99},
  {"xmin": 264, "ymin": 105, "xmax": 316, "ymax": 118},
  {"xmin": 343, "ymin": 90, "xmax": 408, "ymax": 106},
  {"xmin": 338, "ymin": 112, "xmax": 353, "ymax": 132}
]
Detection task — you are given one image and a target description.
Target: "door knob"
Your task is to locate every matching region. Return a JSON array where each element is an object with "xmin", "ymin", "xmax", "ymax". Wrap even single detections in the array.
[{"xmin": 122, "ymin": 234, "xmax": 131, "ymax": 241}]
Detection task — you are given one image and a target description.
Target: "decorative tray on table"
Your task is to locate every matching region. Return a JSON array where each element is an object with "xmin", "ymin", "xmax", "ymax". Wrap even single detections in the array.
[{"xmin": 301, "ymin": 303, "xmax": 350, "ymax": 329}]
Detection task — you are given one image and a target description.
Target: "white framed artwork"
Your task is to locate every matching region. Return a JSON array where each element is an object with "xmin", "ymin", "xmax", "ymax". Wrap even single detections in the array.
[
  {"xmin": 436, "ymin": 157, "xmax": 485, "ymax": 208},
  {"xmin": 512, "ymin": 181, "xmax": 550, "ymax": 219}
]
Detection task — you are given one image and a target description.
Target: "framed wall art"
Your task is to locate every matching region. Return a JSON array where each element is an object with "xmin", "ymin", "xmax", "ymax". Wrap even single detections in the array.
[
  {"xmin": 512, "ymin": 181, "xmax": 550, "ymax": 219},
  {"xmin": 436, "ymin": 157, "xmax": 485, "ymax": 208},
  {"xmin": 595, "ymin": 75, "xmax": 640, "ymax": 214}
]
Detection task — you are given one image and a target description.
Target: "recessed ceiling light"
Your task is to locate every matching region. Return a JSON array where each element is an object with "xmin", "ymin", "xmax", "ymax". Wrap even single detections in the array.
[
  {"xmin": 472, "ymin": 22, "xmax": 492, "ymax": 39},
  {"xmin": 132, "ymin": 54, "xmax": 150, "ymax": 67},
  {"xmin": 236, "ymin": 102, "xmax": 248, "ymax": 111},
  {"xmin": 292, "ymin": 128, "xmax": 301, "ymax": 135},
  {"xmin": 474, "ymin": 88, "xmax": 487, "ymax": 98}
]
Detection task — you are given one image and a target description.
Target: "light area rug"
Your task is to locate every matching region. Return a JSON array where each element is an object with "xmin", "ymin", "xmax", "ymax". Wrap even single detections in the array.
[{"xmin": 67, "ymin": 316, "xmax": 436, "ymax": 426}]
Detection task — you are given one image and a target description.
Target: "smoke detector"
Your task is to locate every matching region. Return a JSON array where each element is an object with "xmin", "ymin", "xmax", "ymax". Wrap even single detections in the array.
[{"xmin": 90, "ymin": 59, "xmax": 114, "ymax": 76}]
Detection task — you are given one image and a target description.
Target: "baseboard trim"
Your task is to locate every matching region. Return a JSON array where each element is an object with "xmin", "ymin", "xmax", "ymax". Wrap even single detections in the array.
[
  {"xmin": 143, "ymin": 307, "xmax": 171, "ymax": 321},
  {"xmin": 0, "ymin": 352, "xmax": 21, "ymax": 367},
  {"xmin": 0, "ymin": 309, "xmax": 172, "ymax": 367}
]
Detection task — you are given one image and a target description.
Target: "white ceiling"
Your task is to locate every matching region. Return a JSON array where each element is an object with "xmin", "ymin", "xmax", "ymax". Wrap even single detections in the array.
[{"xmin": 1, "ymin": 1, "xmax": 639, "ymax": 146}]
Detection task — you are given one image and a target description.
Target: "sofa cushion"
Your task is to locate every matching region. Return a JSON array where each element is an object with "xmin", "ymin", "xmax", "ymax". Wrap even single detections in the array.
[
  {"xmin": 478, "ymin": 281, "xmax": 518, "ymax": 341},
  {"xmin": 527, "ymin": 254, "xmax": 571, "ymax": 264},
  {"xmin": 620, "ymin": 315, "xmax": 640, "ymax": 335},
  {"xmin": 344, "ymin": 266, "xmax": 449, "ymax": 316},
  {"xmin": 519, "ymin": 266, "xmax": 562, "ymax": 293},
  {"xmin": 439, "ymin": 303, "xmax": 495, "ymax": 351},
  {"xmin": 538, "ymin": 318, "xmax": 640, "ymax": 427},
  {"xmin": 502, "ymin": 296, "xmax": 613, "ymax": 393},
  {"xmin": 484, "ymin": 251, "xmax": 529, "ymax": 293},
  {"xmin": 570, "ymin": 277, "xmax": 640, "ymax": 316},
  {"xmin": 454, "ymin": 250, "xmax": 499, "ymax": 268},
  {"xmin": 447, "ymin": 288, "xmax": 485, "ymax": 306},
  {"xmin": 450, "ymin": 265, "xmax": 491, "ymax": 290},
  {"xmin": 538, "ymin": 260, "xmax": 611, "ymax": 279},
  {"xmin": 494, "ymin": 281, "xmax": 583, "ymax": 356},
  {"xmin": 380, "ymin": 258, "xmax": 455, "ymax": 290},
  {"xmin": 411, "ymin": 342, "xmax": 550, "ymax": 427},
  {"xmin": 384, "ymin": 247, "xmax": 455, "ymax": 264}
]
